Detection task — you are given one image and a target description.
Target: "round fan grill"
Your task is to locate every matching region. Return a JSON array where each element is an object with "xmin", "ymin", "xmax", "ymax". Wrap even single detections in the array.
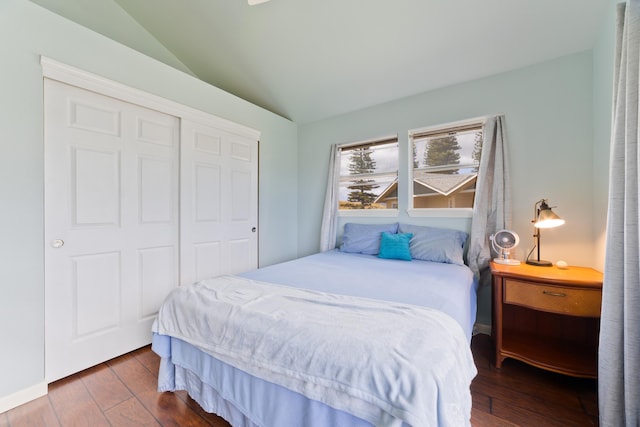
[{"xmin": 490, "ymin": 229, "xmax": 521, "ymax": 265}]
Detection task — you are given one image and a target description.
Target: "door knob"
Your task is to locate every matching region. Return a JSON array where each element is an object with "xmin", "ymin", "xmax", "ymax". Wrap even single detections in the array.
[
  {"xmin": 51, "ymin": 239, "xmax": 64, "ymax": 248},
  {"xmin": 251, "ymin": 227, "xmax": 257, "ymax": 232}
]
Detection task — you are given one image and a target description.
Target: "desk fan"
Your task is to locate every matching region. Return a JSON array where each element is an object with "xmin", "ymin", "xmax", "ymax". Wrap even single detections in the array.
[{"xmin": 490, "ymin": 229, "xmax": 521, "ymax": 265}]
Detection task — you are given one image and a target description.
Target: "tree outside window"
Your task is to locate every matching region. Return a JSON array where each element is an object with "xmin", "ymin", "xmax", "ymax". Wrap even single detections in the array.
[
  {"xmin": 338, "ymin": 138, "xmax": 398, "ymax": 210},
  {"xmin": 424, "ymin": 135, "xmax": 461, "ymax": 174},
  {"xmin": 409, "ymin": 122, "xmax": 484, "ymax": 209},
  {"xmin": 346, "ymin": 146, "xmax": 379, "ymax": 208}
]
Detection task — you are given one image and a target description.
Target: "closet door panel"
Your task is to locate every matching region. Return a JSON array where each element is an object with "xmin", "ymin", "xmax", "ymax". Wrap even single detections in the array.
[
  {"xmin": 181, "ymin": 120, "xmax": 258, "ymax": 285},
  {"xmin": 194, "ymin": 241, "xmax": 223, "ymax": 281},
  {"xmin": 72, "ymin": 251, "xmax": 121, "ymax": 337},
  {"xmin": 195, "ymin": 163, "xmax": 222, "ymax": 222},
  {"xmin": 44, "ymin": 79, "xmax": 179, "ymax": 382},
  {"xmin": 44, "ymin": 63, "xmax": 259, "ymax": 382},
  {"xmin": 72, "ymin": 147, "xmax": 121, "ymax": 225},
  {"xmin": 138, "ymin": 245, "xmax": 176, "ymax": 318}
]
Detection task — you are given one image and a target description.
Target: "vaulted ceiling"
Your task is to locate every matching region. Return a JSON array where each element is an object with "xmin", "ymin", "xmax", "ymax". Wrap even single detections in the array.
[{"xmin": 31, "ymin": 0, "xmax": 611, "ymax": 124}]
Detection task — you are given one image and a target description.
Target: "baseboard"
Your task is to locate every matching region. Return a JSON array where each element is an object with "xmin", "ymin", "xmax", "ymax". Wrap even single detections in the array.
[
  {"xmin": 0, "ymin": 382, "xmax": 47, "ymax": 414},
  {"xmin": 472, "ymin": 322, "xmax": 491, "ymax": 336}
]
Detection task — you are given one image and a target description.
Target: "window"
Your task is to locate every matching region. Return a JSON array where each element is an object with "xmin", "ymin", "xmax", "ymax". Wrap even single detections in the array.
[
  {"xmin": 409, "ymin": 121, "xmax": 484, "ymax": 210},
  {"xmin": 338, "ymin": 137, "xmax": 398, "ymax": 211}
]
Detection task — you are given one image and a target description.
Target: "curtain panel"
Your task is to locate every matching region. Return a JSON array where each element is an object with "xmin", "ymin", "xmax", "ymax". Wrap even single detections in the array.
[
  {"xmin": 320, "ymin": 144, "xmax": 341, "ymax": 252},
  {"xmin": 467, "ymin": 115, "xmax": 512, "ymax": 285},
  {"xmin": 598, "ymin": 2, "xmax": 640, "ymax": 425}
]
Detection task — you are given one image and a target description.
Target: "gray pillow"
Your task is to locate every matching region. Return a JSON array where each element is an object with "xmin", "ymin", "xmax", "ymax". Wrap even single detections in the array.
[
  {"xmin": 340, "ymin": 223, "xmax": 399, "ymax": 255},
  {"xmin": 398, "ymin": 223, "xmax": 468, "ymax": 265}
]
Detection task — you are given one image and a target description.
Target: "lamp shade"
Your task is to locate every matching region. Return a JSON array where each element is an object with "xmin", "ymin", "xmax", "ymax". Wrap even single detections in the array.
[{"xmin": 535, "ymin": 208, "xmax": 565, "ymax": 228}]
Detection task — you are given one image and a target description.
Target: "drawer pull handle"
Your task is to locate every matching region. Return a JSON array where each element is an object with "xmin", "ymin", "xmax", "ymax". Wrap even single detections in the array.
[{"xmin": 543, "ymin": 291, "xmax": 566, "ymax": 297}]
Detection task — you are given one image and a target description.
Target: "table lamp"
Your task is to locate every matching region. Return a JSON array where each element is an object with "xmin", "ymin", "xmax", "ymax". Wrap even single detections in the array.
[{"xmin": 526, "ymin": 199, "xmax": 565, "ymax": 266}]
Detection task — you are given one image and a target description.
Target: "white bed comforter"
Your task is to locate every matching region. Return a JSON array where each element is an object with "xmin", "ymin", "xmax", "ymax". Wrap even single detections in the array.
[{"xmin": 152, "ymin": 275, "xmax": 477, "ymax": 427}]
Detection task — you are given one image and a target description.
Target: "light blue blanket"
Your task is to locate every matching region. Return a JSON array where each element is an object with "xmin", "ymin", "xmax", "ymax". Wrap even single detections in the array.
[
  {"xmin": 241, "ymin": 249, "xmax": 477, "ymax": 342},
  {"xmin": 153, "ymin": 275, "xmax": 476, "ymax": 426}
]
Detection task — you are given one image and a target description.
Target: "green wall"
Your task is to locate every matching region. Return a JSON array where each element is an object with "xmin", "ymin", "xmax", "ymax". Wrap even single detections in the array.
[
  {"xmin": 592, "ymin": 0, "xmax": 618, "ymax": 272},
  {"xmin": 0, "ymin": 0, "xmax": 298, "ymax": 404},
  {"xmin": 298, "ymin": 50, "xmax": 606, "ymax": 327},
  {"xmin": 28, "ymin": 0, "xmax": 196, "ymax": 77}
]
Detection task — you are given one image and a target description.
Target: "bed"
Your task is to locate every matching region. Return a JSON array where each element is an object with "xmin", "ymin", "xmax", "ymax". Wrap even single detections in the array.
[{"xmin": 152, "ymin": 223, "xmax": 478, "ymax": 426}]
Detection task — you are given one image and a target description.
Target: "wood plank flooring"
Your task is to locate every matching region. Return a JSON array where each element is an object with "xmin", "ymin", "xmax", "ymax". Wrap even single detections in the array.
[
  {"xmin": 470, "ymin": 333, "xmax": 598, "ymax": 426},
  {"xmin": 1, "ymin": 333, "xmax": 598, "ymax": 426}
]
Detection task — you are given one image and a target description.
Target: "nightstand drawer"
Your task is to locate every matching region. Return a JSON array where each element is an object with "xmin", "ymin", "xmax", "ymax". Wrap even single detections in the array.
[{"xmin": 504, "ymin": 279, "xmax": 601, "ymax": 317}]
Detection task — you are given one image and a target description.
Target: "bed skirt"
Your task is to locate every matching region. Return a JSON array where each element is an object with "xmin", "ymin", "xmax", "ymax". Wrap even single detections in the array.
[{"xmin": 153, "ymin": 333, "xmax": 379, "ymax": 427}]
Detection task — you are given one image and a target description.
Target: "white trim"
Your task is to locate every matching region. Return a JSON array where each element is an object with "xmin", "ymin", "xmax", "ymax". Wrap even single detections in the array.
[
  {"xmin": 337, "ymin": 134, "xmax": 398, "ymax": 149},
  {"xmin": 408, "ymin": 115, "xmax": 492, "ymax": 137},
  {"xmin": 0, "ymin": 382, "xmax": 47, "ymax": 414},
  {"xmin": 40, "ymin": 56, "xmax": 261, "ymax": 141},
  {"xmin": 338, "ymin": 209, "xmax": 399, "ymax": 218},
  {"xmin": 407, "ymin": 207, "xmax": 473, "ymax": 218}
]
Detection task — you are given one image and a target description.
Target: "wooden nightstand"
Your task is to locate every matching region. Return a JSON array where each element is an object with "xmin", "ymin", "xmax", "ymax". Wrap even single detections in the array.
[{"xmin": 490, "ymin": 262, "xmax": 603, "ymax": 378}]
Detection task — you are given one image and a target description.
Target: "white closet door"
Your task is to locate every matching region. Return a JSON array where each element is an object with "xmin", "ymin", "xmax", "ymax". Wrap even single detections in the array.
[
  {"xmin": 180, "ymin": 120, "xmax": 258, "ymax": 285},
  {"xmin": 44, "ymin": 79, "xmax": 179, "ymax": 382}
]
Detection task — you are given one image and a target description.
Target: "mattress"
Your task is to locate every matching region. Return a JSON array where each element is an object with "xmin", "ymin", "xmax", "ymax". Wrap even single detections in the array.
[
  {"xmin": 153, "ymin": 250, "xmax": 478, "ymax": 426},
  {"xmin": 241, "ymin": 249, "xmax": 477, "ymax": 341}
]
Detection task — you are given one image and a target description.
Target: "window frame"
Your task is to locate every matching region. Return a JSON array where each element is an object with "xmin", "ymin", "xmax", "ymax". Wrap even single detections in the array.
[
  {"xmin": 407, "ymin": 117, "xmax": 487, "ymax": 218},
  {"xmin": 337, "ymin": 135, "xmax": 399, "ymax": 217}
]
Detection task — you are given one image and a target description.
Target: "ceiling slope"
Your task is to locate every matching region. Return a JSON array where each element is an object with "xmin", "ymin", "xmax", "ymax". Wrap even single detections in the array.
[{"xmin": 32, "ymin": 0, "xmax": 611, "ymax": 124}]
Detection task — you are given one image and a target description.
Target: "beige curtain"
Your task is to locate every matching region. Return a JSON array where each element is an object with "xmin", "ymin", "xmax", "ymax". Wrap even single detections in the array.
[{"xmin": 598, "ymin": 2, "xmax": 640, "ymax": 425}]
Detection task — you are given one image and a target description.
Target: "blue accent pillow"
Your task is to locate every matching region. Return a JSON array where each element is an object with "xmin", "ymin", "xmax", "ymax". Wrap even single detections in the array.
[
  {"xmin": 340, "ymin": 223, "xmax": 399, "ymax": 255},
  {"xmin": 398, "ymin": 223, "xmax": 468, "ymax": 265},
  {"xmin": 378, "ymin": 232, "xmax": 413, "ymax": 261}
]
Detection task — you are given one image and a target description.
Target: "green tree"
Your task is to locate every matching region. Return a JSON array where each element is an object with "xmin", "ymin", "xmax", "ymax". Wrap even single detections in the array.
[
  {"xmin": 424, "ymin": 136, "xmax": 461, "ymax": 174},
  {"xmin": 347, "ymin": 147, "xmax": 379, "ymax": 208}
]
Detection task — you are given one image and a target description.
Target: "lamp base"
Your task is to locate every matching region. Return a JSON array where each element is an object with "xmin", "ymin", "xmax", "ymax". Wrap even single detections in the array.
[
  {"xmin": 494, "ymin": 258, "xmax": 521, "ymax": 266},
  {"xmin": 526, "ymin": 259, "xmax": 553, "ymax": 267}
]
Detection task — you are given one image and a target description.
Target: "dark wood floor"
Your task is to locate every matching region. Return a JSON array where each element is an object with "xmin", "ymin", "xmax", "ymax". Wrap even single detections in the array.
[
  {"xmin": 0, "ymin": 333, "xmax": 598, "ymax": 426},
  {"xmin": 470, "ymin": 333, "xmax": 598, "ymax": 426}
]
